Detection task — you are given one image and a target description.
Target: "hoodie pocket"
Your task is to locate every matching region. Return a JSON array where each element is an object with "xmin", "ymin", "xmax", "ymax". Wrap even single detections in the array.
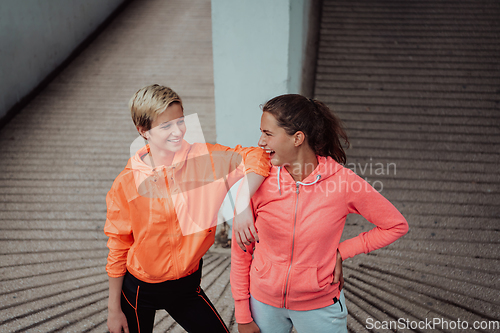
[
  {"xmin": 252, "ymin": 257, "xmax": 271, "ymax": 278},
  {"xmin": 289, "ymin": 266, "xmax": 332, "ymax": 301},
  {"xmin": 250, "ymin": 257, "xmax": 283, "ymax": 299}
]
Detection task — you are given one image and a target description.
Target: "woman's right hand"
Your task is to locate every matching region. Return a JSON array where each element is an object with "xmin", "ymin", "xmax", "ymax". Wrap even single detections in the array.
[
  {"xmin": 233, "ymin": 205, "xmax": 258, "ymax": 251},
  {"xmin": 107, "ymin": 309, "xmax": 129, "ymax": 333},
  {"xmin": 238, "ymin": 321, "xmax": 261, "ymax": 333},
  {"xmin": 332, "ymin": 249, "xmax": 344, "ymax": 291}
]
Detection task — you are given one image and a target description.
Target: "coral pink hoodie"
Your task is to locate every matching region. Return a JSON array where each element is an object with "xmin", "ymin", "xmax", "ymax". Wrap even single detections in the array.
[{"xmin": 230, "ymin": 156, "xmax": 408, "ymax": 324}]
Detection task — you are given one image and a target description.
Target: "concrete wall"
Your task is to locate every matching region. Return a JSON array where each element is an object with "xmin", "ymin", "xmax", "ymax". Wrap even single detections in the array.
[
  {"xmin": 211, "ymin": 0, "xmax": 316, "ymax": 148},
  {"xmin": 0, "ymin": 0, "xmax": 125, "ymax": 122}
]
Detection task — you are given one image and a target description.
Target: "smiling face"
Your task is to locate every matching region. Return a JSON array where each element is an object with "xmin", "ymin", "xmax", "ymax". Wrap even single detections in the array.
[
  {"xmin": 143, "ymin": 102, "xmax": 186, "ymax": 154},
  {"xmin": 258, "ymin": 112, "xmax": 297, "ymax": 167}
]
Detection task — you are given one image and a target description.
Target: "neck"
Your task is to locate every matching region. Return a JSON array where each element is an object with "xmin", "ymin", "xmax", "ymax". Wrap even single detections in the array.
[
  {"xmin": 284, "ymin": 148, "xmax": 318, "ymax": 182},
  {"xmin": 146, "ymin": 145, "xmax": 175, "ymax": 167}
]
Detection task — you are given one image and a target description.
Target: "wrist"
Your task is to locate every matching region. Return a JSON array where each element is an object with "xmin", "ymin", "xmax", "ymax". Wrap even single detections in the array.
[
  {"xmin": 108, "ymin": 306, "xmax": 122, "ymax": 314},
  {"xmin": 337, "ymin": 249, "xmax": 343, "ymax": 262},
  {"xmin": 108, "ymin": 300, "xmax": 122, "ymax": 312}
]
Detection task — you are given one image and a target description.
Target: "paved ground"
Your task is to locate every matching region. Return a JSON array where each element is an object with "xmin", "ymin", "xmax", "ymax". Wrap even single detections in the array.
[{"xmin": 0, "ymin": 0, "xmax": 499, "ymax": 332}]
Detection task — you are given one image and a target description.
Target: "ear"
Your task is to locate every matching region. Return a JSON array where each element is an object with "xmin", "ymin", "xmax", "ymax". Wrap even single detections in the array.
[
  {"xmin": 137, "ymin": 126, "xmax": 149, "ymax": 140},
  {"xmin": 293, "ymin": 131, "xmax": 306, "ymax": 147}
]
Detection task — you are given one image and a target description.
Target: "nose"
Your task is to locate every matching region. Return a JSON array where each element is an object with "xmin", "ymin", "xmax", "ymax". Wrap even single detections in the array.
[
  {"xmin": 171, "ymin": 123, "xmax": 183, "ymax": 136},
  {"xmin": 258, "ymin": 133, "xmax": 266, "ymax": 148}
]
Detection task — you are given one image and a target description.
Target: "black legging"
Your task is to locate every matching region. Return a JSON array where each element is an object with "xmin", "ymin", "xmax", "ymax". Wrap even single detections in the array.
[{"xmin": 120, "ymin": 261, "xmax": 229, "ymax": 333}]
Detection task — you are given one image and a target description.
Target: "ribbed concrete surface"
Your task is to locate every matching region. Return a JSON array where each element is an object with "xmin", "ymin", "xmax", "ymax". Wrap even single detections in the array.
[
  {"xmin": 316, "ymin": 1, "xmax": 500, "ymax": 332},
  {"xmin": 0, "ymin": 0, "xmax": 234, "ymax": 332}
]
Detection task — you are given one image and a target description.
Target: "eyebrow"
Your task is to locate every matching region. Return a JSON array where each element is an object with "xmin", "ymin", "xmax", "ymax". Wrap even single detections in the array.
[
  {"xmin": 261, "ymin": 129, "xmax": 272, "ymax": 134},
  {"xmin": 160, "ymin": 117, "xmax": 184, "ymax": 126}
]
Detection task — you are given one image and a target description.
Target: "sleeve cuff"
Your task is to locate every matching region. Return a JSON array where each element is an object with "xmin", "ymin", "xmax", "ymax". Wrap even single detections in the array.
[
  {"xmin": 338, "ymin": 236, "xmax": 366, "ymax": 261},
  {"xmin": 234, "ymin": 299, "xmax": 253, "ymax": 324},
  {"xmin": 106, "ymin": 263, "xmax": 127, "ymax": 278},
  {"xmin": 107, "ymin": 272, "xmax": 126, "ymax": 278}
]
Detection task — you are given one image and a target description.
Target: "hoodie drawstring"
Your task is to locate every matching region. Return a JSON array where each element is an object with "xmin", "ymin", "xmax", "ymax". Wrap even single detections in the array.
[
  {"xmin": 277, "ymin": 166, "xmax": 321, "ymax": 196},
  {"xmin": 277, "ymin": 167, "xmax": 282, "ymax": 195},
  {"xmin": 297, "ymin": 175, "xmax": 321, "ymax": 186}
]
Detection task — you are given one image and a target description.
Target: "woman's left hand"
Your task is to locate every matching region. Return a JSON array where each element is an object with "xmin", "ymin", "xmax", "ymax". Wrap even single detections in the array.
[
  {"xmin": 232, "ymin": 173, "xmax": 265, "ymax": 251},
  {"xmin": 233, "ymin": 205, "xmax": 258, "ymax": 251},
  {"xmin": 332, "ymin": 249, "xmax": 344, "ymax": 290}
]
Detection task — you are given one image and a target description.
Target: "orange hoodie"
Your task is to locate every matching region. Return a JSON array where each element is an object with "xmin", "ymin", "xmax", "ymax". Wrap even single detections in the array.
[
  {"xmin": 230, "ymin": 156, "xmax": 408, "ymax": 323},
  {"xmin": 104, "ymin": 141, "xmax": 270, "ymax": 283}
]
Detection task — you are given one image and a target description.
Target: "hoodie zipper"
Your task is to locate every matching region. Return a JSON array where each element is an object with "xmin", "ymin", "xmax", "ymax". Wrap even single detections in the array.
[
  {"xmin": 283, "ymin": 182, "xmax": 300, "ymax": 308},
  {"xmin": 163, "ymin": 167, "xmax": 180, "ymax": 278}
]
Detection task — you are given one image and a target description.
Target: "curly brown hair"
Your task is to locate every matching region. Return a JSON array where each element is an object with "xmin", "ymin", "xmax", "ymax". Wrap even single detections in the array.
[{"xmin": 262, "ymin": 94, "xmax": 349, "ymax": 164}]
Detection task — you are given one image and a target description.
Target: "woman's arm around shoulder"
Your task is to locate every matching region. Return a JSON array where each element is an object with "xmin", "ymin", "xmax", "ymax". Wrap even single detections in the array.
[
  {"xmin": 233, "ymin": 172, "xmax": 265, "ymax": 250},
  {"xmin": 205, "ymin": 143, "xmax": 270, "ymax": 249},
  {"xmin": 206, "ymin": 143, "xmax": 271, "ymax": 179}
]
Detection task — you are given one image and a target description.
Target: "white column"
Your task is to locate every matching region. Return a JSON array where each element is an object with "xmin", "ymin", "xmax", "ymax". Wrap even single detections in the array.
[{"xmin": 211, "ymin": 0, "xmax": 308, "ymax": 148}]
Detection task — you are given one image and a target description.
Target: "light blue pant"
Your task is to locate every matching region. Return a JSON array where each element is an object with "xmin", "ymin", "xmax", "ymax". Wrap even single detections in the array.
[{"xmin": 250, "ymin": 290, "xmax": 348, "ymax": 333}]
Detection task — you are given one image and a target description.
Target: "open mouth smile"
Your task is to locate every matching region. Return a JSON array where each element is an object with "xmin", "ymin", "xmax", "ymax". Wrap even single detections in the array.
[
  {"xmin": 263, "ymin": 148, "xmax": 275, "ymax": 158},
  {"xmin": 262, "ymin": 148, "xmax": 274, "ymax": 154}
]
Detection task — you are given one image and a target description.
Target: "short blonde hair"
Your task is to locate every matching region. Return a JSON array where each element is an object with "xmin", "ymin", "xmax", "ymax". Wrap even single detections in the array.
[{"xmin": 129, "ymin": 84, "xmax": 183, "ymax": 131}]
